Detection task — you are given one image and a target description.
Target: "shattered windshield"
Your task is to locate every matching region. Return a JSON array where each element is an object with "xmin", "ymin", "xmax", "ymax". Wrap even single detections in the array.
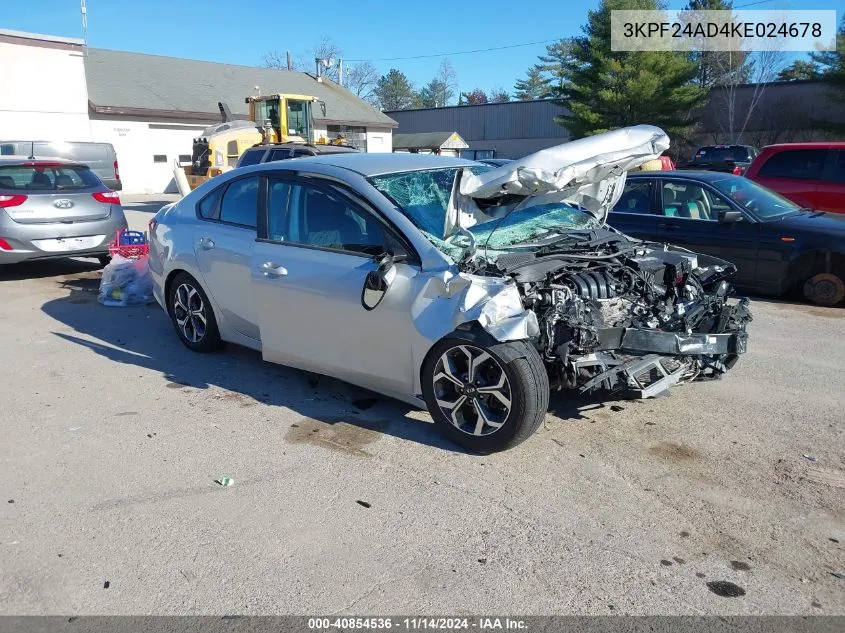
[{"xmin": 370, "ymin": 167, "xmax": 598, "ymax": 260}]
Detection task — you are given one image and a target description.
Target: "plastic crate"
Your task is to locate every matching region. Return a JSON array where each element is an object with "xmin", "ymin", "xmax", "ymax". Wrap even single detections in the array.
[{"xmin": 108, "ymin": 229, "xmax": 149, "ymax": 259}]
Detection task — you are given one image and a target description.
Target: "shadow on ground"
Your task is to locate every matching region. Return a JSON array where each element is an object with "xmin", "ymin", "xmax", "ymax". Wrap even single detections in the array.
[
  {"xmin": 42, "ymin": 275, "xmax": 462, "ymax": 453},
  {"xmin": 0, "ymin": 257, "xmax": 102, "ymax": 282}
]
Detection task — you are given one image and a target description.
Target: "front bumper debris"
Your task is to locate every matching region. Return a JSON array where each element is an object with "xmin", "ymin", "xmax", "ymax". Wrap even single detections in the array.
[{"xmin": 597, "ymin": 327, "xmax": 748, "ymax": 356}]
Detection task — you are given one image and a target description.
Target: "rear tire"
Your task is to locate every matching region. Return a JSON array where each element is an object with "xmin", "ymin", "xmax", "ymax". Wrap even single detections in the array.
[
  {"xmin": 98, "ymin": 255, "xmax": 111, "ymax": 267},
  {"xmin": 421, "ymin": 337, "xmax": 549, "ymax": 453},
  {"xmin": 168, "ymin": 272, "xmax": 222, "ymax": 352},
  {"xmin": 803, "ymin": 272, "xmax": 845, "ymax": 307}
]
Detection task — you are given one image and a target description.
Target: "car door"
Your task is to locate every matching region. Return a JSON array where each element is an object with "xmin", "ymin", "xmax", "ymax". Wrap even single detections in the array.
[
  {"xmin": 655, "ymin": 179, "xmax": 759, "ymax": 288},
  {"xmin": 607, "ymin": 177, "xmax": 662, "ymax": 239},
  {"xmin": 753, "ymin": 149, "xmax": 826, "ymax": 209},
  {"xmin": 251, "ymin": 174, "xmax": 423, "ymax": 397},
  {"xmin": 817, "ymin": 149, "xmax": 845, "ymax": 213},
  {"xmin": 194, "ymin": 175, "xmax": 261, "ymax": 341}
]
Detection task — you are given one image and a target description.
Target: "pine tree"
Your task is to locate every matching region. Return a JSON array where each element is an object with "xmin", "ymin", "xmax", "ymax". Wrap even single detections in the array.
[
  {"xmin": 557, "ymin": 0, "xmax": 707, "ymax": 138},
  {"xmin": 513, "ymin": 65, "xmax": 548, "ymax": 101},
  {"xmin": 776, "ymin": 60, "xmax": 820, "ymax": 82},
  {"xmin": 375, "ymin": 69, "xmax": 418, "ymax": 111}
]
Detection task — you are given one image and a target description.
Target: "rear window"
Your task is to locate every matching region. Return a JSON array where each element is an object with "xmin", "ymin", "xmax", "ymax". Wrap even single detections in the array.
[
  {"xmin": 238, "ymin": 149, "xmax": 264, "ymax": 167},
  {"xmin": 0, "ymin": 164, "xmax": 101, "ymax": 191},
  {"xmin": 757, "ymin": 149, "xmax": 828, "ymax": 181},
  {"xmin": 692, "ymin": 146, "xmax": 753, "ymax": 163}
]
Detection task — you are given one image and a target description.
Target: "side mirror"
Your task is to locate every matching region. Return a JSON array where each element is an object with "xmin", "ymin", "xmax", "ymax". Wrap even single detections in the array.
[
  {"xmin": 361, "ymin": 253, "xmax": 406, "ymax": 311},
  {"xmin": 719, "ymin": 210, "xmax": 743, "ymax": 224}
]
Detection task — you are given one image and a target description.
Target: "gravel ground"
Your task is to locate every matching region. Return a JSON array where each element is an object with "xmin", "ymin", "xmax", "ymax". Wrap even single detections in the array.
[{"xmin": 0, "ymin": 199, "xmax": 842, "ymax": 615}]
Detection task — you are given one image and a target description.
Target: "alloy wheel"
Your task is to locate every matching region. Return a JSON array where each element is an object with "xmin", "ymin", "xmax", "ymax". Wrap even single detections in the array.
[
  {"xmin": 431, "ymin": 344, "xmax": 512, "ymax": 436},
  {"xmin": 173, "ymin": 283, "xmax": 207, "ymax": 343}
]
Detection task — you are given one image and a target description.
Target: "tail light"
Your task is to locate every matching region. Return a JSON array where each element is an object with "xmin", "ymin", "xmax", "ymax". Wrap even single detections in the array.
[
  {"xmin": 93, "ymin": 191, "xmax": 121, "ymax": 204},
  {"xmin": 0, "ymin": 238, "xmax": 13, "ymax": 251},
  {"xmin": 114, "ymin": 160, "xmax": 120, "ymax": 182},
  {"xmin": 0, "ymin": 194, "xmax": 27, "ymax": 208},
  {"xmin": 732, "ymin": 165, "xmax": 743, "ymax": 176}
]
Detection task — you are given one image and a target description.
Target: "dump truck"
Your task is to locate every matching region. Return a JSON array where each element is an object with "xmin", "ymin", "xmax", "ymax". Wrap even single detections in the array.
[{"xmin": 175, "ymin": 94, "xmax": 325, "ymax": 193}]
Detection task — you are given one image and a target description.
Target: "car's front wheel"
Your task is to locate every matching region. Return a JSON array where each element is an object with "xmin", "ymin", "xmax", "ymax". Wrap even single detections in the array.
[
  {"xmin": 422, "ymin": 337, "xmax": 549, "ymax": 453},
  {"xmin": 168, "ymin": 272, "xmax": 222, "ymax": 352}
]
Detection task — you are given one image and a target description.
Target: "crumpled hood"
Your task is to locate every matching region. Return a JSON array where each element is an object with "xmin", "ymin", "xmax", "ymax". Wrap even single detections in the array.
[{"xmin": 459, "ymin": 125, "xmax": 670, "ymax": 222}]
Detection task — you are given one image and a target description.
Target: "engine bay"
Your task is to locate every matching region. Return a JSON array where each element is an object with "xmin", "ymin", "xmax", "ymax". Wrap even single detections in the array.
[{"xmin": 476, "ymin": 228, "xmax": 752, "ymax": 397}]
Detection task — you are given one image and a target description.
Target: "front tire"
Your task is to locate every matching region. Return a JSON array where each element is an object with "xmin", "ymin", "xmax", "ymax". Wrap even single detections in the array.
[
  {"xmin": 803, "ymin": 272, "xmax": 845, "ymax": 307},
  {"xmin": 168, "ymin": 272, "xmax": 222, "ymax": 352},
  {"xmin": 421, "ymin": 337, "xmax": 549, "ymax": 453}
]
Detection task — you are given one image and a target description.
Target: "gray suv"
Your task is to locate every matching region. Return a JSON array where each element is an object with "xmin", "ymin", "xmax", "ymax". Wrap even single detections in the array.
[{"xmin": 0, "ymin": 157, "xmax": 128, "ymax": 265}]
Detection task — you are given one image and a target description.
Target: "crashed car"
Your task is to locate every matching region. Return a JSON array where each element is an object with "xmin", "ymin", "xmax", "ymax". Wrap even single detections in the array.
[{"xmin": 149, "ymin": 125, "xmax": 751, "ymax": 453}]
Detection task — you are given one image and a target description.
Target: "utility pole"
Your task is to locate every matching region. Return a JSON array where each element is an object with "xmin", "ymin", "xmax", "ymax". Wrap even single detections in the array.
[
  {"xmin": 338, "ymin": 59, "xmax": 343, "ymax": 87},
  {"xmin": 80, "ymin": 0, "xmax": 88, "ymax": 55}
]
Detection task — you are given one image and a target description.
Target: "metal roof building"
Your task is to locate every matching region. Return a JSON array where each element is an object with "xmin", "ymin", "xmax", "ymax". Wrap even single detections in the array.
[
  {"xmin": 385, "ymin": 100, "xmax": 572, "ymax": 160},
  {"xmin": 0, "ymin": 29, "xmax": 396, "ymax": 193}
]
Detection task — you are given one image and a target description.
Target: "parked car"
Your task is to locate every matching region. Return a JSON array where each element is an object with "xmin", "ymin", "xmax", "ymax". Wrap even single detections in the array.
[
  {"xmin": 478, "ymin": 158, "xmax": 513, "ymax": 167},
  {"xmin": 744, "ymin": 142, "xmax": 845, "ymax": 214},
  {"xmin": 236, "ymin": 143, "xmax": 360, "ymax": 169},
  {"xmin": 149, "ymin": 128, "xmax": 751, "ymax": 453},
  {"xmin": 683, "ymin": 144, "xmax": 759, "ymax": 175},
  {"xmin": 609, "ymin": 171, "xmax": 845, "ymax": 306},
  {"xmin": 0, "ymin": 157, "xmax": 128, "ymax": 266},
  {"xmin": 0, "ymin": 140, "xmax": 122, "ymax": 191},
  {"xmin": 637, "ymin": 154, "xmax": 676, "ymax": 171}
]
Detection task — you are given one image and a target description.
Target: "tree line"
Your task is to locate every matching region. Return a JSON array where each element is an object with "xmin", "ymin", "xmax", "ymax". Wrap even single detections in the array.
[{"xmin": 265, "ymin": 0, "xmax": 843, "ymax": 138}]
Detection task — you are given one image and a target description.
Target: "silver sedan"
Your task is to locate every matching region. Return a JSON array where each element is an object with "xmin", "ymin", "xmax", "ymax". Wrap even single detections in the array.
[
  {"xmin": 149, "ymin": 143, "xmax": 750, "ymax": 453},
  {"xmin": 0, "ymin": 157, "xmax": 127, "ymax": 265}
]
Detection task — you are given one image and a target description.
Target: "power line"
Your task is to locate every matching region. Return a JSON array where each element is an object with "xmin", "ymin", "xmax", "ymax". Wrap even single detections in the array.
[
  {"xmin": 734, "ymin": 0, "xmax": 776, "ymax": 7},
  {"xmin": 343, "ymin": 39, "xmax": 559, "ymax": 62}
]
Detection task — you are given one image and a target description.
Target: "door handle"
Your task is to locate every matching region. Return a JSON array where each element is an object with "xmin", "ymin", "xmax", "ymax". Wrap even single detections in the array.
[
  {"xmin": 198, "ymin": 237, "xmax": 215, "ymax": 250},
  {"xmin": 260, "ymin": 261, "xmax": 288, "ymax": 277},
  {"xmin": 657, "ymin": 222, "xmax": 679, "ymax": 229}
]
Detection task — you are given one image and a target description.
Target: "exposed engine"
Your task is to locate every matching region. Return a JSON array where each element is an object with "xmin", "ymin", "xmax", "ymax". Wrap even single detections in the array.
[{"xmin": 484, "ymin": 229, "xmax": 752, "ymax": 397}]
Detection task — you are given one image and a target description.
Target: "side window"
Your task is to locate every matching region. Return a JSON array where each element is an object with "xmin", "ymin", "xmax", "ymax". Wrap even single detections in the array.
[
  {"xmin": 829, "ymin": 150, "xmax": 845, "ymax": 184},
  {"xmin": 198, "ymin": 186, "xmax": 223, "ymax": 220},
  {"xmin": 613, "ymin": 181, "xmax": 653, "ymax": 214},
  {"xmin": 267, "ymin": 179, "xmax": 292, "ymax": 241},
  {"xmin": 292, "ymin": 149, "xmax": 314, "ymax": 158},
  {"xmin": 238, "ymin": 149, "xmax": 264, "ymax": 167},
  {"xmin": 661, "ymin": 182, "xmax": 717, "ymax": 221},
  {"xmin": 219, "ymin": 177, "xmax": 259, "ymax": 228},
  {"xmin": 268, "ymin": 149, "xmax": 292, "ymax": 162},
  {"xmin": 287, "ymin": 184, "xmax": 386, "ymax": 255},
  {"xmin": 758, "ymin": 149, "xmax": 827, "ymax": 180}
]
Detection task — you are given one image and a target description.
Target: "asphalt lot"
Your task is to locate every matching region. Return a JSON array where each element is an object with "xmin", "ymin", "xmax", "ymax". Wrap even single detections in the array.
[{"xmin": 0, "ymin": 195, "xmax": 843, "ymax": 615}]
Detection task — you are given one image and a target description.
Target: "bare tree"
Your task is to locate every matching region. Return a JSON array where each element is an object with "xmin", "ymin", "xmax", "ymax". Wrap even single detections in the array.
[
  {"xmin": 713, "ymin": 42, "xmax": 787, "ymax": 143},
  {"xmin": 437, "ymin": 59, "xmax": 457, "ymax": 105},
  {"xmin": 263, "ymin": 50, "xmax": 289, "ymax": 70},
  {"xmin": 344, "ymin": 61, "xmax": 379, "ymax": 104}
]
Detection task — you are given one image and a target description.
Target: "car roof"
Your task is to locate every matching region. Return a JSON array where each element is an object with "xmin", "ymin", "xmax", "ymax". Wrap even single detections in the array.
[
  {"xmin": 259, "ymin": 152, "xmax": 479, "ymax": 177},
  {"xmin": 627, "ymin": 170, "xmax": 738, "ymax": 182},
  {"xmin": 760, "ymin": 142, "xmax": 845, "ymax": 150},
  {"xmin": 248, "ymin": 143, "xmax": 359, "ymax": 154},
  {"xmin": 0, "ymin": 156, "xmax": 86, "ymax": 167}
]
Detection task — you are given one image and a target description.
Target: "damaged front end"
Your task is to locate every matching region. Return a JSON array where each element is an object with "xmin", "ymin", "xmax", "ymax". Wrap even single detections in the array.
[
  {"xmin": 491, "ymin": 237, "xmax": 751, "ymax": 398},
  {"xmin": 446, "ymin": 125, "xmax": 752, "ymax": 398}
]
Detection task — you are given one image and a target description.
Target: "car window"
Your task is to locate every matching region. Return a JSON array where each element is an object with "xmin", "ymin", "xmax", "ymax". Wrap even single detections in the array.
[
  {"xmin": 661, "ymin": 182, "xmax": 721, "ymax": 221},
  {"xmin": 829, "ymin": 150, "xmax": 845, "ymax": 184},
  {"xmin": 292, "ymin": 149, "xmax": 314, "ymax": 157},
  {"xmin": 287, "ymin": 184, "xmax": 386, "ymax": 256},
  {"xmin": 266, "ymin": 179, "xmax": 292, "ymax": 241},
  {"xmin": 238, "ymin": 149, "xmax": 264, "ymax": 167},
  {"xmin": 613, "ymin": 181, "xmax": 653, "ymax": 214},
  {"xmin": 198, "ymin": 186, "xmax": 222, "ymax": 219},
  {"xmin": 757, "ymin": 149, "xmax": 827, "ymax": 180},
  {"xmin": 219, "ymin": 177, "xmax": 259, "ymax": 228},
  {"xmin": 692, "ymin": 146, "xmax": 752, "ymax": 163},
  {"xmin": 268, "ymin": 149, "xmax": 292, "ymax": 162},
  {"xmin": 0, "ymin": 164, "xmax": 101, "ymax": 190}
]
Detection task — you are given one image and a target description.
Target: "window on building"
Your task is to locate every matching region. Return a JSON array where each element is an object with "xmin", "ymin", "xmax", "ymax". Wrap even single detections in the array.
[
  {"xmin": 153, "ymin": 154, "xmax": 167, "ymax": 163},
  {"xmin": 327, "ymin": 125, "xmax": 367, "ymax": 153},
  {"xmin": 178, "ymin": 154, "xmax": 191, "ymax": 163}
]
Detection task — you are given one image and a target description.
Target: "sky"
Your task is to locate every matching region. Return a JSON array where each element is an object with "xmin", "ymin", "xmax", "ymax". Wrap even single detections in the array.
[{"xmin": 1, "ymin": 0, "xmax": 840, "ymax": 99}]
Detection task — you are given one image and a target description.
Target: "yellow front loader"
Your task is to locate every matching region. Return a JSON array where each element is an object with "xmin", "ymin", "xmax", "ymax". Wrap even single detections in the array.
[{"xmin": 176, "ymin": 95, "xmax": 324, "ymax": 192}]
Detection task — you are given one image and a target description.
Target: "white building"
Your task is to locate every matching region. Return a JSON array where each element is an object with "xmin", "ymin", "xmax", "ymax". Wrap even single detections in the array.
[{"xmin": 0, "ymin": 29, "xmax": 397, "ymax": 194}]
